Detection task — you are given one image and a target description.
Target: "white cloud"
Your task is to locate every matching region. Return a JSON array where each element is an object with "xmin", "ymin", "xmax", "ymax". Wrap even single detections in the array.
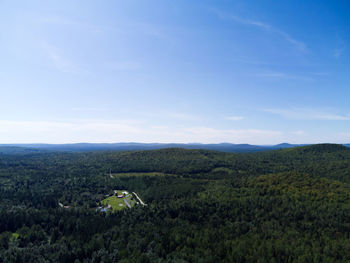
[
  {"xmin": 333, "ymin": 35, "xmax": 346, "ymax": 59},
  {"xmin": 212, "ymin": 10, "xmax": 306, "ymax": 51},
  {"xmin": 72, "ymin": 107, "xmax": 108, "ymax": 112},
  {"xmin": 338, "ymin": 133, "xmax": 350, "ymax": 142},
  {"xmin": 38, "ymin": 15, "xmax": 103, "ymax": 35},
  {"xmin": 41, "ymin": 42, "xmax": 85, "ymax": 73},
  {"xmin": 0, "ymin": 119, "xmax": 145, "ymax": 144},
  {"xmin": 0, "ymin": 119, "xmax": 284, "ymax": 144},
  {"xmin": 226, "ymin": 116, "xmax": 244, "ymax": 121},
  {"xmin": 2, "ymin": 119, "xmax": 347, "ymax": 145},
  {"xmin": 216, "ymin": 13, "xmax": 272, "ymax": 31},
  {"xmin": 168, "ymin": 113, "xmax": 202, "ymax": 121},
  {"xmin": 263, "ymin": 108, "xmax": 350, "ymax": 121},
  {"xmin": 311, "ymin": 72, "xmax": 330, "ymax": 76},
  {"xmin": 290, "ymin": 130, "xmax": 305, "ymax": 136},
  {"xmin": 182, "ymin": 127, "xmax": 283, "ymax": 144},
  {"xmin": 333, "ymin": 47, "xmax": 344, "ymax": 59},
  {"xmin": 107, "ymin": 61, "xmax": 141, "ymax": 71},
  {"xmin": 255, "ymin": 72, "xmax": 314, "ymax": 81},
  {"xmin": 256, "ymin": 73, "xmax": 287, "ymax": 78}
]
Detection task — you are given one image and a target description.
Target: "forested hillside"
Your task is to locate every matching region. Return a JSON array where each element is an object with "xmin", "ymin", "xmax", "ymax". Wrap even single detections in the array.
[
  {"xmin": 0, "ymin": 142, "xmax": 307, "ymax": 153},
  {"xmin": 1, "ymin": 144, "xmax": 350, "ymax": 262}
]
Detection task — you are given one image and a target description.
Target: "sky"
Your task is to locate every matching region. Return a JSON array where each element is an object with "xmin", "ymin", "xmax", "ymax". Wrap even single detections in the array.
[{"xmin": 1, "ymin": 0, "xmax": 350, "ymax": 144}]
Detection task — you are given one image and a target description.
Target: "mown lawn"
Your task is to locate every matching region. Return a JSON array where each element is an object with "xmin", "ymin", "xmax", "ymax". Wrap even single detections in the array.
[
  {"xmin": 101, "ymin": 196, "xmax": 126, "ymax": 211},
  {"xmin": 125, "ymin": 194, "xmax": 137, "ymax": 207}
]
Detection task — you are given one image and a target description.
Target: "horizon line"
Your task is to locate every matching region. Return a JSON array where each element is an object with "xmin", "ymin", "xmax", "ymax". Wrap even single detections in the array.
[{"xmin": 0, "ymin": 142, "xmax": 349, "ymax": 146}]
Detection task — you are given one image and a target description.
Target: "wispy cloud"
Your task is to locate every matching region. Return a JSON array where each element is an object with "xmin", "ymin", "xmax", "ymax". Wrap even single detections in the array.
[
  {"xmin": 333, "ymin": 35, "xmax": 346, "ymax": 59},
  {"xmin": 38, "ymin": 15, "xmax": 103, "ymax": 35},
  {"xmin": 226, "ymin": 116, "xmax": 244, "ymax": 121},
  {"xmin": 338, "ymin": 133, "xmax": 350, "ymax": 141},
  {"xmin": 183, "ymin": 127, "xmax": 283, "ymax": 143},
  {"xmin": 311, "ymin": 72, "xmax": 330, "ymax": 76},
  {"xmin": 290, "ymin": 130, "xmax": 305, "ymax": 136},
  {"xmin": 107, "ymin": 61, "xmax": 141, "ymax": 71},
  {"xmin": 0, "ymin": 119, "xmax": 284, "ymax": 144},
  {"xmin": 333, "ymin": 48, "xmax": 344, "ymax": 59},
  {"xmin": 263, "ymin": 108, "xmax": 350, "ymax": 120},
  {"xmin": 256, "ymin": 72, "xmax": 287, "ymax": 78},
  {"xmin": 72, "ymin": 107, "xmax": 108, "ymax": 112},
  {"xmin": 41, "ymin": 42, "xmax": 85, "ymax": 73},
  {"xmin": 212, "ymin": 10, "xmax": 306, "ymax": 52},
  {"xmin": 0, "ymin": 119, "xmax": 146, "ymax": 143},
  {"xmin": 4, "ymin": 119, "xmax": 348, "ymax": 144},
  {"xmin": 132, "ymin": 22, "xmax": 166, "ymax": 39},
  {"xmin": 168, "ymin": 113, "xmax": 202, "ymax": 122},
  {"xmin": 230, "ymin": 57, "xmax": 272, "ymax": 66},
  {"xmin": 218, "ymin": 14, "xmax": 272, "ymax": 30},
  {"xmin": 255, "ymin": 72, "xmax": 314, "ymax": 81}
]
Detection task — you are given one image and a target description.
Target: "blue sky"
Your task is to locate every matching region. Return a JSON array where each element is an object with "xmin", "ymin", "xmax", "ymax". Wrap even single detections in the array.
[{"xmin": 1, "ymin": 0, "xmax": 350, "ymax": 144}]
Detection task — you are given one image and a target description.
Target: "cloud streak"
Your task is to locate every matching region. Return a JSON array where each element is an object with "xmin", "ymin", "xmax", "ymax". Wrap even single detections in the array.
[
  {"xmin": 107, "ymin": 61, "xmax": 141, "ymax": 71},
  {"xmin": 72, "ymin": 107, "xmax": 108, "ymax": 112},
  {"xmin": 1, "ymin": 119, "xmax": 349, "ymax": 144},
  {"xmin": 38, "ymin": 15, "xmax": 103, "ymax": 35},
  {"xmin": 333, "ymin": 34, "xmax": 346, "ymax": 59},
  {"xmin": 226, "ymin": 116, "xmax": 244, "ymax": 121},
  {"xmin": 255, "ymin": 72, "xmax": 314, "ymax": 81},
  {"xmin": 0, "ymin": 119, "xmax": 284, "ymax": 144},
  {"xmin": 263, "ymin": 108, "xmax": 350, "ymax": 120},
  {"xmin": 41, "ymin": 42, "xmax": 85, "ymax": 74},
  {"xmin": 183, "ymin": 127, "xmax": 283, "ymax": 143},
  {"xmin": 213, "ymin": 10, "xmax": 306, "ymax": 51},
  {"xmin": 0, "ymin": 119, "xmax": 146, "ymax": 144},
  {"xmin": 168, "ymin": 113, "xmax": 202, "ymax": 122}
]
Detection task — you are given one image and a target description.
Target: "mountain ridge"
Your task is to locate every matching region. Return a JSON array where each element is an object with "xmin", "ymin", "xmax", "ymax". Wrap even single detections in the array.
[
  {"xmin": 0, "ymin": 142, "xmax": 305, "ymax": 153},
  {"xmin": 0, "ymin": 142, "xmax": 348, "ymax": 154}
]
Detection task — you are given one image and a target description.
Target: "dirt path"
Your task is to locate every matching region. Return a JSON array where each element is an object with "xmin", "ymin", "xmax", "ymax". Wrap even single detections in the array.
[{"xmin": 132, "ymin": 192, "xmax": 146, "ymax": 206}]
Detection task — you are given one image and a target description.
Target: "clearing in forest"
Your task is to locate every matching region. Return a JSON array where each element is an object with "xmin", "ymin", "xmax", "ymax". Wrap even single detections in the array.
[
  {"xmin": 100, "ymin": 196, "xmax": 126, "ymax": 211},
  {"xmin": 100, "ymin": 190, "xmax": 137, "ymax": 211}
]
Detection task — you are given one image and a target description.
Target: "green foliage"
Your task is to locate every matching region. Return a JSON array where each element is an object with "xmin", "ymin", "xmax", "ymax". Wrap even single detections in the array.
[
  {"xmin": 1, "ymin": 144, "xmax": 350, "ymax": 262},
  {"xmin": 111, "ymin": 172, "xmax": 171, "ymax": 177}
]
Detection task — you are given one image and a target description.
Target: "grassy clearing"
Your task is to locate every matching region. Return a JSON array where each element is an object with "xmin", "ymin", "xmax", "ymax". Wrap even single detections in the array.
[
  {"xmin": 125, "ymin": 194, "xmax": 137, "ymax": 207},
  {"xmin": 101, "ymin": 196, "xmax": 126, "ymax": 211},
  {"xmin": 211, "ymin": 167, "xmax": 233, "ymax": 173},
  {"xmin": 100, "ymin": 191, "xmax": 137, "ymax": 211}
]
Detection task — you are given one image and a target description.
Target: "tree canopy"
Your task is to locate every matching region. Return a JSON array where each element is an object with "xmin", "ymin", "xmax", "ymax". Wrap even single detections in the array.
[{"xmin": 1, "ymin": 144, "xmax": 350, "ymax": 262}]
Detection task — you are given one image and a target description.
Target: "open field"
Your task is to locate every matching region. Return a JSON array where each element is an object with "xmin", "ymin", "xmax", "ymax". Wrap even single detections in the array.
[
  {"xmin": 100, "ymin": 190, "xmax": 138, "ymax": 211},
  {"xmin": 125, "ymin": 194, "xmax": 137, "ymax": 207},
  {"xmin": 100, "ymin": 196, "xmax": 126, "ymax": 211}
]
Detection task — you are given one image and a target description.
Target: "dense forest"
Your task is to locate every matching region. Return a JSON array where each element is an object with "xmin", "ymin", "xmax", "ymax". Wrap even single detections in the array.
[{"xmin": 1, "ymin": 144, "xmax": 350, "ymax": 262}]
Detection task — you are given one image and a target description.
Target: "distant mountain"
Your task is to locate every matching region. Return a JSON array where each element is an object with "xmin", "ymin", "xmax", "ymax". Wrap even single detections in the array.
[
  {"xmin": 274, "ymin": 143, "xmax": 306, "ymax": 148},
  {"xmin": 0, "ymin": 146, "xmax": 46, "ymax": 154},
  {"xmin": 0, "ymin": 142, "xmax": 306, "ymax": 153},
  {"xmin": 0, "ymin": 142, "xmax": 347, "ymax": 154}
]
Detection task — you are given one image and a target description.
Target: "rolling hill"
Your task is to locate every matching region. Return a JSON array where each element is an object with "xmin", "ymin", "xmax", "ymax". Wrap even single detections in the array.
[
  {"xmin": 1, "ymin": 144, "xmax": 350, "ymax": 262},
  {"xmin": 0, "ymin": 142, "xmax": 308, "ymax": 153}
]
